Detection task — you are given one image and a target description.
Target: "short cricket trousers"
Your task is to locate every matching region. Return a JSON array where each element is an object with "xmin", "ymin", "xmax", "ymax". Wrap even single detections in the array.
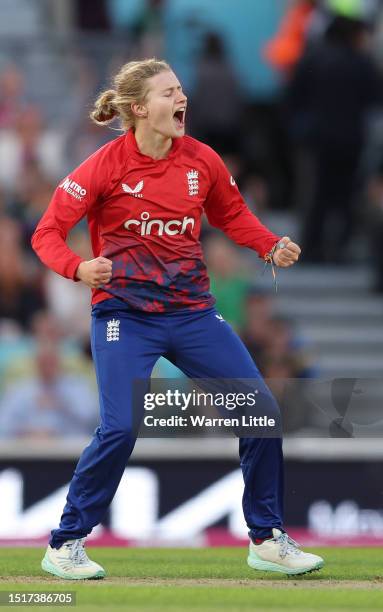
[{"xmin": 49, "ymin": 299, "xmax": 284, "ymax": 547}]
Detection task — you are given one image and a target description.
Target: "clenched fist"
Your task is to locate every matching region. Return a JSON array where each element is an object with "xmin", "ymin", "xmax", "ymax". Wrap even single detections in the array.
[
  {"xmin": 272, "ymin": 236, "xmax": 301, "ymax": 268},
  {"xmin": 76, "ymin": 257, "xmax": 113, "ymax": 289}
]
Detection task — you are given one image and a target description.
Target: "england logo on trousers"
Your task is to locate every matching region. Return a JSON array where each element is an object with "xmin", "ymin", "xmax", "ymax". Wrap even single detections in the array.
[{"xmin": 107, "ymin": 319, "xmax": 120, "ymax": 341}]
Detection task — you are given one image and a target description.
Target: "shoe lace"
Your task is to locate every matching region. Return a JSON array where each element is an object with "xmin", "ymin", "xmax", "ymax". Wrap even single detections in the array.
[
  {"xmin": 275, "ymin": 532, "xmax": 301, "ymax": 559},
  {"xmin": 65, "ymin": 538, "xmax": 89, "ymax": 565}
]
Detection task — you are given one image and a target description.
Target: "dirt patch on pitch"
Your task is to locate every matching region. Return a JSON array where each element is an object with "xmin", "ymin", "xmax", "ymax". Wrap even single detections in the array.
[{"xmin": 1, "ymin": 576, "xmax": 383, "ymax": 589}]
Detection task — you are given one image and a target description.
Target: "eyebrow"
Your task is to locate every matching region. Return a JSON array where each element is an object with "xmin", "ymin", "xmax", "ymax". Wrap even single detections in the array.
[{"xmin": 161, "ymin": 85, "xmax": 182, "ymax": 93}]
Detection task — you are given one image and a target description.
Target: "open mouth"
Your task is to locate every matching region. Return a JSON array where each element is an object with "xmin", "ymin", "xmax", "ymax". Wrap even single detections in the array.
[{"xmin": 173, "ymin": 107, "xmax": 186, "ymax": 128}]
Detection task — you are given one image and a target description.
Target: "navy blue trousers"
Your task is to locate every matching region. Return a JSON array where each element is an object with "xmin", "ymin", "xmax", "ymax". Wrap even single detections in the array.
[{"xmin": 50, "ymin": 299, "xmax": 284, "ymax": 547}]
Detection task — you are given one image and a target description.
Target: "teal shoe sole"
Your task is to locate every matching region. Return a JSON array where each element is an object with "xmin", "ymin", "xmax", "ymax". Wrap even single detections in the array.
[
  {"xmin": 41, "ymin": 555, "xmax": 106, "ymax": 580},
  {"xmin": 247, "ymin": 554, "xmax": 324, "ymax": 576}
]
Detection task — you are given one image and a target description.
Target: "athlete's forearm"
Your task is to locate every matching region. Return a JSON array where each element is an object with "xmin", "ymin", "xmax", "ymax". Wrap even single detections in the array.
[
  {"xmin": 31, "ymin": 226, "xmax": 84, "ymax": 280},
  {"xmin": 208, "ymin": 204, "xmax": 280, "ymax": 259}
]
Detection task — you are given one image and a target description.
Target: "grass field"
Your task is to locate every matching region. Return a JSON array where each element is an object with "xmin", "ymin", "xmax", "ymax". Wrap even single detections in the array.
[{"xmin": 0, "ymin": 547, "xmax": 382, "ymax": 611}]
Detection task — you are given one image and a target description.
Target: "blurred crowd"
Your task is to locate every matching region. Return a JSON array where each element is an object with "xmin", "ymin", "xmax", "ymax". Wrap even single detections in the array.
[{"xmin": 1, "ymin": 0, "xmax": 383, "ymax": 438}]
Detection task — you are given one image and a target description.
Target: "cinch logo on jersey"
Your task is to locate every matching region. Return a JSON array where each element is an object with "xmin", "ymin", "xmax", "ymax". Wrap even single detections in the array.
[
  {"xmin": 58, "ymin": 177, "xmax": 87, "ymax": 200},
  {"xmin": 124, "ymin": 211, "xmax": 195, "ymax": 236}
]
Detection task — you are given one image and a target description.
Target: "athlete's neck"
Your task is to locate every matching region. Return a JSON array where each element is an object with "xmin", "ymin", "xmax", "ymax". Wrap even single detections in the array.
[{"xmin": 134, "ymin": 126, "xmax": 172, "ymax": 160}]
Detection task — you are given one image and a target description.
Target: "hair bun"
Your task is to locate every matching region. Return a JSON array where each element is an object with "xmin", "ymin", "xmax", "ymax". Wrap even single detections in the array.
[{"xmin": 90, "ymin": 89, "xmax": 118, "ymax": 124}]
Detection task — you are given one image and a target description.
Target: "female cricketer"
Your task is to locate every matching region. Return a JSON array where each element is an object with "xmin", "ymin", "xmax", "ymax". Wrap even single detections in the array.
[{"xmin": 32, "ymin": 59, "xmax": 324, "ymax": 579}]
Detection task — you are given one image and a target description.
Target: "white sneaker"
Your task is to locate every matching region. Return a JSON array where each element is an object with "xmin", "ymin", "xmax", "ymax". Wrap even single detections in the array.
[
  {"xmin": 41, "ymin": 538, "xmax": 106, "ymax": 580},
  {"xmin": 247, "ymin": 528, "xmax": 324, "ymax": 576}
]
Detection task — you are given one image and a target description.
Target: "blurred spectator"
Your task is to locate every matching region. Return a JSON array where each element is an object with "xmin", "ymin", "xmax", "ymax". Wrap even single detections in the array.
[
  {"xmin": 262, "ymin": 353, "xmax": 299, "ymax": 379},
  {"xmin": 13, "ymin": 171, "xmax": 56, "ymax": 250},
  {"xmin": 188, "ymin": 32, "xmax": 244, "ymax": 154},
  {"xmin": 63, "ymin": 54, "xmax": 110, "ymax": 165},
  {"xmin": 239, "ymin": 288, "xmax": 275, "ymax": 365},
  {"xmin": 0, "ymin": 309, "xmax": 93, "ymax": 387},
  {"xmin": 241, "ymin": 169, "xmax": 270, "ymax": 215},
  {"xmin": 74, "ymin": 0, "xmax": 110, "ymax": 30},
  {"xmin": 264, "ymin": 0, "xmax": 318, "ymax": 76},
  {"xmin": 0, "ymin": 65, "xmax": 27, "ymax": 129},
  {"xmin": 31, "ymin": 310, "xmax": 63, "ymax": 344},
  {"xmin": 240, "ymin": 290, "xmax": 318, "ymax": 378},
  {"xmin": 262, "ymin": 315, "xmax": 319, "ymax": 378},
  {"xmin": 67, "ymin": 119, "xmax": 113, "ymax": 170},
  {"xmin": 0, "ymin": 342, "xmax": 98, "ymax": 439},
  {"xmin": 0, "ymin": 105, "xmax": 66, "ymax": 191},
  {"xmin": 0, "ymin": 216, "xmax": 45, "ymax": 329},
  {"xmin": 106, "ymin": 0, "xmax": 165, "ymax": 57},
  {"xmin": 28, "ymin": 309, "xmax": 94, "ymax": 371},
  {"xmin": 287, "ymin": 13, "xmax": 382, "ymax": 263},
  {"xmin": 0, "ymin": 308, "xmax": 92, "ymax": 391},
  {"xmin": 264, "ymin": 0, "xmax": 382, "ymax": 77},
  {"xmin": 204, "ymin": 235, "xmax": 251, "ymax": 329},
  {"xmin": 130, "ymin": 0, "xmax": 166, "ymax": 58}
]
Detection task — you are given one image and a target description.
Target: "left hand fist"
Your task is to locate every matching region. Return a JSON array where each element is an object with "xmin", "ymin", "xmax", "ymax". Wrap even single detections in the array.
[{"xmin": 272, "ymin": 236, "xmax": 301, "ymax": 267}]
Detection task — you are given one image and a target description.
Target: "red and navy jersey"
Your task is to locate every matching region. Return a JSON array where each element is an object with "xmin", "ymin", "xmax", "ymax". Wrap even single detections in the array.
[{"xmin": 32, "ymin": 129, "xmax": 280, "ymax": 312}]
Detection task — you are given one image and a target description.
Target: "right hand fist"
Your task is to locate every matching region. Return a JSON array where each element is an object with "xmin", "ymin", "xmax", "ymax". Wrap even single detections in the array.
[{"xmin": 75, "ymin": 257, "xmax": 113, "ymax": 289}]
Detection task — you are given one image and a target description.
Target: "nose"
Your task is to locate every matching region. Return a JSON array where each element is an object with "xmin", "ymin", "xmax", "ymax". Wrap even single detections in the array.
[{"xmin": 177, "ymin": 93, "xmax": 187, "ymax": 106}]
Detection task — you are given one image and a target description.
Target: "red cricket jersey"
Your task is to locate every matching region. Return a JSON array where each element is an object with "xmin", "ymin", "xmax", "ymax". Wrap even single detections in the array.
[{"xmin": 32, "ymin": 129, "xmax": 280, "ymax": 312}]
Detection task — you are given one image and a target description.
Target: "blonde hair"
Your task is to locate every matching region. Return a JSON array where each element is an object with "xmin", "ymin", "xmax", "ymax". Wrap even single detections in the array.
[{"xmin": 90, "ymin": 58, "xmax": 171, "ymax": 130}]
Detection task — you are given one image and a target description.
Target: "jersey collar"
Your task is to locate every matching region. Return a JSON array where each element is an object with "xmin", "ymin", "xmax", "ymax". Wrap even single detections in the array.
[{"xmin": 125, "ymin": 128, "xmax": 183, "ymax": 162}]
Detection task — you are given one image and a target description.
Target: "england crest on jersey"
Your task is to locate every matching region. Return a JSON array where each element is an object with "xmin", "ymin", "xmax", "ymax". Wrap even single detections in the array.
[{"xmin": 187, "ymin": 169, "xmax": 199, "ymax": 196}]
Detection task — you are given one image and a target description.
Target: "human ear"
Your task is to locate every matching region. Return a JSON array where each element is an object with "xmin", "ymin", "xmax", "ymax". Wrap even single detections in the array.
[{"xmin": 131, "ymin": 102, "xmax": 148, "ymax": 118}]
